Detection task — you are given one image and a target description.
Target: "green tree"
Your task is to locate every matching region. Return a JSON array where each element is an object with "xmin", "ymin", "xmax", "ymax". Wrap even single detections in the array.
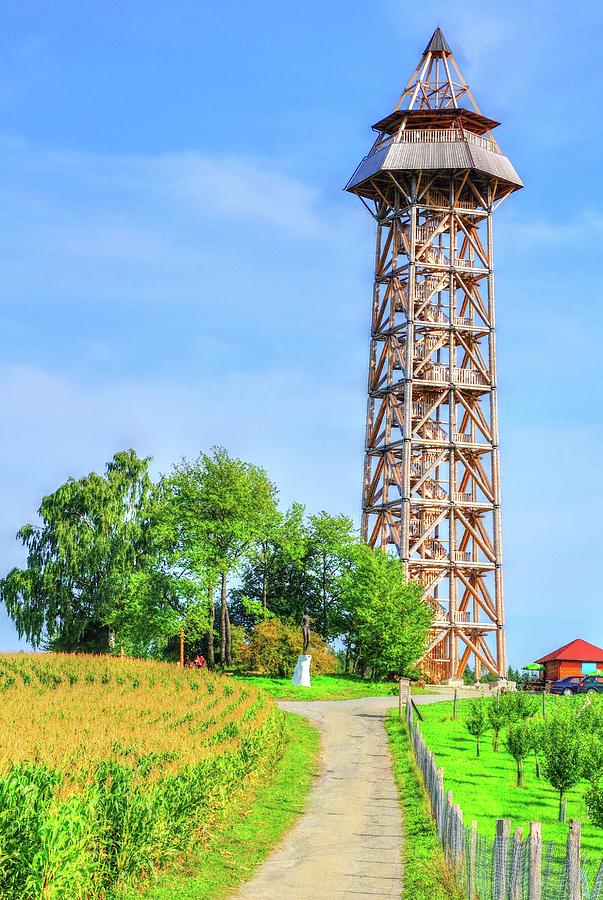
[
  {"xmin": 0, "ymin": 450, "xmax": 165, "ymax": 653},
  {"xmin": 305, "ymin": 512, "xmax": 356, "ymax": 641},
  {"xmin": 543, "ymin": 714, "xmax": 585, "ymax": 822},
  {"xmin": 465, "ymin": 700, "xmax": 489, "ymax": 758},
  {"xmin": 231, "ymin": 502, "xmax": 311, "ymax": 624},
  {"xmin": 505, "ymin": 721, "xmax": 533, "ymax": 787},
  {"xmin": 340, "ymin": 544, "xmax": 432, "ymax": 678},
  {"xmin": 487, "ymin": 697, "xmax": 507, "ymax": 752},
  {"xmin": 166, "ymin": 447, "xmax": 279, "ymax": 667},
  {"xmin": 502, "ymin": 691, "xmax": 538, "ymax": 724}
]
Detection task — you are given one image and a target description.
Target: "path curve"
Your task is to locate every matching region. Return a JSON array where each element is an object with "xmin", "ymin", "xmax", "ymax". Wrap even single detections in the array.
[{"xmin": 234, "ymin": 693, "xmax": 448, "ymax": 900}]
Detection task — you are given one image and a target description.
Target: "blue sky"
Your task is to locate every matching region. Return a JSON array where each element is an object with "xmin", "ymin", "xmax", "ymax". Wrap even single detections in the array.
[{"xmin": 1, "ymin": 0, "xmax": 601, "ymax": 667}]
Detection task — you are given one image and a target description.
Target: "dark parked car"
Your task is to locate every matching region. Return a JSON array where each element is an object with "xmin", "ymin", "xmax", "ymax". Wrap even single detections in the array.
[
  {"xmin": 549, "ymin": 676, "xmax": 585, "ymax": 696},
  {"xmin": 578, "ymin": 675, "xmax": 603, "ymax": 694}
]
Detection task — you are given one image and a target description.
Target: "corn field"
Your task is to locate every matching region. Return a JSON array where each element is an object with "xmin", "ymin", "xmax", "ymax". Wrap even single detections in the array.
[{"xmin": 0, "ymin": 653, "xmax": 285, "ymax": 899}]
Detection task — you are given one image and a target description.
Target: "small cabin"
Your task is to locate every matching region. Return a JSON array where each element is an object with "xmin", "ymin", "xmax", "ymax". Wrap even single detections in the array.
[{"xmin": 535, "ymin": 638, "xmax": 603, "ymax": 683}]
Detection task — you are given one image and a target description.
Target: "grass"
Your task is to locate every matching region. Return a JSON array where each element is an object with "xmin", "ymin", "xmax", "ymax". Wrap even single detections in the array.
[
  {"xmin": 418, "ymin": 699, "xmax": 603, "ymax": 855},
  {"xmin": 385, "ymin": 709, "xmax": 462, "ymax": 900},
  {"xmin": 233, "ymin": 672, "xmax": 434, "ymax": 700},
  {"xmin": 132, "ymin": 711, "xmax": 320, "ymax": 899}
]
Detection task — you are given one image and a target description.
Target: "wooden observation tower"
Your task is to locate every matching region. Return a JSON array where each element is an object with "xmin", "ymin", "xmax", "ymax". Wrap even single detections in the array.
[{"xmin": 345, "ymin": 28, "xmax": 522, "ymax": 683}]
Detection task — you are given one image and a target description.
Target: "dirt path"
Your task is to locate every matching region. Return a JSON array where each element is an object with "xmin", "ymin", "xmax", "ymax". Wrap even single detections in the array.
[{"xmin": 234, "ymin": 693, "xmax": 447, "ymax": 900}]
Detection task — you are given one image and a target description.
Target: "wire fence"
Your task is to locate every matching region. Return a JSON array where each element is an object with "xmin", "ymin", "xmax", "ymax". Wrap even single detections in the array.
[{"xmin": 405, "ymin": 700, "xmax": 603, "ymax": 899}]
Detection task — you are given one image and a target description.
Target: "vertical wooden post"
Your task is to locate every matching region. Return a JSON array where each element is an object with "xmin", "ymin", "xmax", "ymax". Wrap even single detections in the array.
[
  {"xmin": 453, "ymin": 688, "xmax": 458, "ymax": 720},
  {"xmin": 510, "ymin": 827, "xmax": 523, "ymax": 900},
  {"xmin": 542, "ymin": 690, "xmax": 546, "ymax": 719},
  {"xmin": 528, "ymin": 821, "xmax": 542, "ymax": 900},
  {"xmin": 398, "ymin": 677, "xmax": 410, "ymax": 717},
  {"xmin": 494, "ymin": 819, "xmax": 510, "ymax": 900},
  {"xmin": 566, "ymin": 819, "xmax": 581, "ymax": 900},
  {"xmin": 179, "ymin": 627, "xmax": 185, "ymax": 668},
  {"xmin": 468, "ymin": 820, "xmax": 478, "ymax": 900}
]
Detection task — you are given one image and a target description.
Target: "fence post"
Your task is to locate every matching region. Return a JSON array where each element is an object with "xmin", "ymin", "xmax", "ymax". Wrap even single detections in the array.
[
  {"xmin": 510, "ymin": 826, "xmax": 523, "ymax": 900},
  {"xmin": 494, "ymin": 819, "xmax": 510, "ymax": 900},
  {"xmin": 444, "ymin": 790, "xmax": 454, "ymax": 858},
  {"xmin": 468, "ymin": 820, "xmax": 477, "ymax": 899},
  {"xmin": 453, "ymin": 803, "xmax": 464, "ymax": 876},
  {"xmin": 566, "ymin": 819, "xmax": 581, "ymax": 900},
  {"xmin": 528, "ymin": 821, "xmax": 542, "ymax": 900},
  {"xmin": 399, "ymin": 677, "xmax": 410, "ymax": 717}
]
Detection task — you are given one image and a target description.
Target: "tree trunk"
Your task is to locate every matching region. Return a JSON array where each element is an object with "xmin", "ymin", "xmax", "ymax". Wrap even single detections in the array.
[
  {"xmin": 225, "ymin": 600, "xmax": 232, "ymax": 667},
  {"xmin": 476, "ymin": 737, "xmax": 480, "ymax": 758},
  {"xmin": 517, "ymin": 759, "xmax": 524, "ymax": 787},
  {"xmin": 206, "ymin": 582, "xmax": 215, "ymax": 670},
  {"xmin": 220, "ymin": 572, "xmax": 227, "ymax": 669},
  {"xmin": 344, "ymin": 635, "xmax": 351, "ymax": 673},
  {"xmin": 322, "ymin": 562, "xmax": 328, "ymax": 640},
  {"xmin": 262, "ymin": 544, "xmax": 268, "ymax": 613}
]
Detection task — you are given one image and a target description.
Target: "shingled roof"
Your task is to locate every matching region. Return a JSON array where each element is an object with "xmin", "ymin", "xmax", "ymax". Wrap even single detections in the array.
[{"xmin": 535, "ymin": 639, "xmax": 603, "ymax": 664}]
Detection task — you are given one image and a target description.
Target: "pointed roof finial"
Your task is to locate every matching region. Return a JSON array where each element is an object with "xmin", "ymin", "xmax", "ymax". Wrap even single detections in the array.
[
  {"xmin": 423, "ymin": 26, "xmax": 451, "ymax": 56},
  {"xmin": 393, "ymin": 27, "xmax": 480, "ymax": 113}
]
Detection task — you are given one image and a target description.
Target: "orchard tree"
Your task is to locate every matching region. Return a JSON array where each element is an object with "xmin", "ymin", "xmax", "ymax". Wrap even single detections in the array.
[
  {"xmin": 487, "ymin": 696, "xmax": 507, "ymax": 752},
  {"xmin": 0, "ymin": 450, "xmax": 164, "ymax": 653},
  {"xmin": 543, "ymin": 713, "xmax": 585, "ymax": 822},
  {"xmin": 340, "ymin": 543, "xmax": 432, "ymax": 677},
  {"xmin": 466, "ymin": 700, "xmax": 489, "ymax": 757},
  {"xmin": 505, "ymin": 721, "xmax": 533, "ymax": 787}
]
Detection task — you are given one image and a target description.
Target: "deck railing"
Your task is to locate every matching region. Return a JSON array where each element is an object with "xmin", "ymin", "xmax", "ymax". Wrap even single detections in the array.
[{"xmin": 373, "ymin": 127, "xmax": 500, "ymax": 156}]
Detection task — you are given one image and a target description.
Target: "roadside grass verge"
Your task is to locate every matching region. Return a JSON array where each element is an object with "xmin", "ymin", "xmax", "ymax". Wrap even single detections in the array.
[
  {"xmin": 131, "ymin": 712, "xmax": 319, "ymax": 899},
  {"xmin": 233, "ymin": 672, "xmax": 434, "ymax": 700},
  {"xmin": 419, "ymin": 699, "xmax": 603, "ymax": 854},
  {"xmin": 385, "ymin": 709, "xmax": 462, "ymax": 900}
]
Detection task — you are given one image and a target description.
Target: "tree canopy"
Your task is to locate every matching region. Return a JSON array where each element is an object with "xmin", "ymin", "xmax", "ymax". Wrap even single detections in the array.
[
  {"xmin": 1, "ymin": 445, "xmax": 434, "ymax": 677},
  {"xmin": 0, "ymin": 450, "xmax": 164, "ymax": 653}
]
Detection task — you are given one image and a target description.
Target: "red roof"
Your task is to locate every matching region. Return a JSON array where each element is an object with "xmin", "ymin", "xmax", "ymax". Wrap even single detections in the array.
[{"xmin": 535, "ymin": 638, "xmax": 603, "ymax": 664}]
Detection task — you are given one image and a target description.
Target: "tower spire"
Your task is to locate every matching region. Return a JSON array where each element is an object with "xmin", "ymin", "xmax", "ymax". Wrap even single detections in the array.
[
  {"xmin": 423, "ymin": 26, "xmax": 451, "ymax": 55},
  {"xmin": 396, "ymin": 27, "xmax": 480, "ymax": 112}
]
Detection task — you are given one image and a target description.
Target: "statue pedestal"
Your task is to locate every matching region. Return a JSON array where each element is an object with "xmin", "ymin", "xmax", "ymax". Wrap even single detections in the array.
[{"xmin": 291, "ymin": 654, "xmax": 311, "ymax": 687}]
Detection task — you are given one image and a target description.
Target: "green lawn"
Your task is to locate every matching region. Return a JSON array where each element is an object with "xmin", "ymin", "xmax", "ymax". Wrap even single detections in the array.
[
  {"xmin": 417, "ymin": 699, "xmax": 603, "ymax": 855},
  {"xmin": 126, "ymin": 712, "xmax": 319, "ymax": 899},
  {"xmin": 233, "ymin": 672, "xmax": 433, "ymax": 700},
  {"xmin": 386, "ymin": 710, "xmax": 462, "ymax": 900}
]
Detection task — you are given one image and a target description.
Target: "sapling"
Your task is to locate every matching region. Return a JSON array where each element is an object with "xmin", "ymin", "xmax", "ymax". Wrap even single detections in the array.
[
  {"xmin": 487, "ymin": 696, "xmax": 507, "ymax": 752},
  {"xmin": 466, "ymin": 700, "xmax": 489, "ymax": 757},
  {"xmin": 543, "ymin": 714, "xmax": 585, "ymax": 822},
  {"xmin": 505, "ymin": 721, "xmax": 533, "ymax": 787}
]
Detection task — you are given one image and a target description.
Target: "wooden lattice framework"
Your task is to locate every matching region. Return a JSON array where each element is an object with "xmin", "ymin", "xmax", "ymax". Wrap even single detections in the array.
[{"xmin": 345, "ymin": 29, "xmax": 523, "ymax": 682}]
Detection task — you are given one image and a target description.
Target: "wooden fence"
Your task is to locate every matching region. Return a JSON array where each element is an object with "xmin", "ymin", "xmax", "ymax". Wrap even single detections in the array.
[{"xmin": 405, "ymin": 700, "xmax": 603, "ymax": 899}]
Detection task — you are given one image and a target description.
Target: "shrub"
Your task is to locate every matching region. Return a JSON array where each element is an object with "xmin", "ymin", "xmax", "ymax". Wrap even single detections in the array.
[{"xmin": 237, "ymin": 618, "xmax": 337, "ymax": 677}]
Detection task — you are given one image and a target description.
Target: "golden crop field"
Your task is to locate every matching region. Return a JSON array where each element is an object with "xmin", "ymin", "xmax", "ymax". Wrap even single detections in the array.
[{"xmin": 0, "ymin": 653, "xmax": 285, "ymax": 899}]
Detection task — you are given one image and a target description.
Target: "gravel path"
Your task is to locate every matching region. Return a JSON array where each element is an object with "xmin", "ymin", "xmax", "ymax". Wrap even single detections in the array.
[{"xmin": 234, "ymin": 693, "xmax": 448, "ymax": 900}]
